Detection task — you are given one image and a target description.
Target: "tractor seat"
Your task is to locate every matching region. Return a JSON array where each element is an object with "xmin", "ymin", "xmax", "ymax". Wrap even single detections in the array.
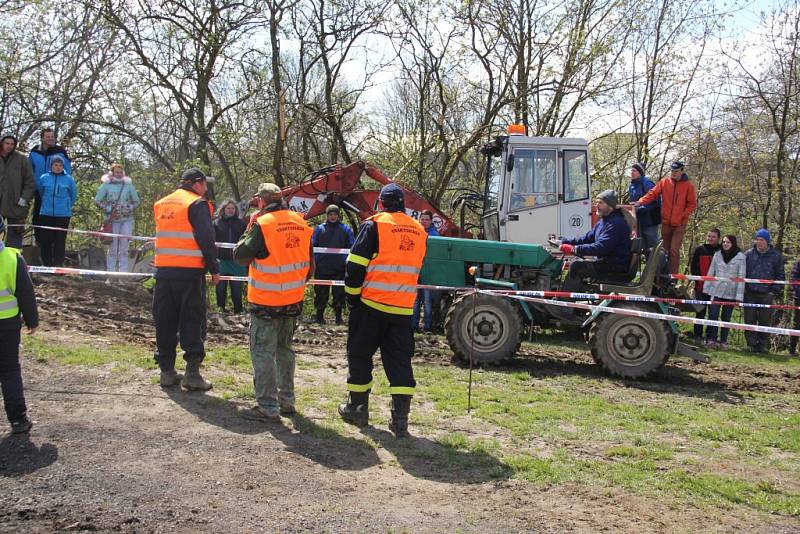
[
  {"xmin": 600, "ymin": 241, "xmax": 664, "ymax": 296},
  {"xmin": 592, "ymin": 237, "xmax": 643, "ymax": 284}
]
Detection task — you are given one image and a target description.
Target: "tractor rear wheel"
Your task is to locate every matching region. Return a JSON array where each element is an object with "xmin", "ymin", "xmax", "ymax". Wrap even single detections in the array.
[
  {"xmin": 444, "ymin": 292, "xmax": 522, "ymax": 365},
  {"xmin": 586, "ymin": 303, "xmax": 671, "ymax": 379}
]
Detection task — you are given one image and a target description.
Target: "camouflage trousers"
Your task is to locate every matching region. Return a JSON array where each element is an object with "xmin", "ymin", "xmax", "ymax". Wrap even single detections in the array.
[{"xmin": 249, "ymin": 314, "xmax": 297, "ymax": 415}]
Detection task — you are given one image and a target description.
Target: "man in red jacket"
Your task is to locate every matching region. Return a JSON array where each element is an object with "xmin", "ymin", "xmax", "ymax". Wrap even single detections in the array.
[
  {"xmin": 633, "ymin": 161, "xmax": 697, "ymax": 273},
  {"xmin": 689, "ymin": 228, "xmax": 721, "ymax": 343}
]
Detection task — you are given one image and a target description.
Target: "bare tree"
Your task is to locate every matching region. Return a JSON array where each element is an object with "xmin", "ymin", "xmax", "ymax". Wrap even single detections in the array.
[{"xmin": 100, "ymin": 0, "xmax": 266, "ymax": 198}]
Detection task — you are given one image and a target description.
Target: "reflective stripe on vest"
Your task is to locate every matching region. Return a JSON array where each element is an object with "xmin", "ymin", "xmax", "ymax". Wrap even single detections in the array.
[
  {"xmin": 153, "ymin": 189, "xmax": 212, "ymax": 269},
  {"xmin": 360, "ymin": 211, "xmax": 426, "ymax": 315},
  {"xmin": 248, "ymin": 210, "xmax": 313, "ymax": 307},
  {"xmin": 0, "ymin": 247, "xmax": 19, "ymax": 319}
]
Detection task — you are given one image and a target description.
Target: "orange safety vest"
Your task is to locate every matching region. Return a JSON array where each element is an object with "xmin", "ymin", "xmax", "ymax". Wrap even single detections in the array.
[
  {"xmin": 153, "ymin": 188, "xmax": 212, "ymax": 269},
  {"xmin": 248, "ymin": 209, "xmax": 313, "ymax": 307},
  {"xmin": 360, "ymin": 211, "xmax": 427, "ymax": 315}
]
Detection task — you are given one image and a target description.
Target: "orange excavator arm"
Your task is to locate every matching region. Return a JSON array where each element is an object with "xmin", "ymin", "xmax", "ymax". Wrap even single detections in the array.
[{"xmin": 260, "ymin": 161, "xmax": 463, "ymax": 237}]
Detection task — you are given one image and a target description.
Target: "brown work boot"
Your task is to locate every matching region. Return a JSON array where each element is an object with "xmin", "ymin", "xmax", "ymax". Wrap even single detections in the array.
[
  {"xmin": 279, "ymin": 404, "xmax": 296, "ymax": 416},
  {"xmin": 181, "ymin": 361, "xmax": 212, "ymax": 391},
  {"xmin": 160, "ymin": 370, "xmax": 183, "ymax": 387},
  {"xmin": 240, "ymin": 406, "xmax": 280, "ymax": 421}
]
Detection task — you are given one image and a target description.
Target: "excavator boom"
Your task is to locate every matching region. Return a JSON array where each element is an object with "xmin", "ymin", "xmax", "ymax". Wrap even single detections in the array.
[{"xmin": 275, "ymin": 161, "xmax": 462, "ymax": 237}]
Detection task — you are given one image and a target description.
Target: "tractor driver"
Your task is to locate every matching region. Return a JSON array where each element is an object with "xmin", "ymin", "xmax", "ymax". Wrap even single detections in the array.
[{"xmin": 554, "ymin": 189, "xmax": 632, "ymax": 293}]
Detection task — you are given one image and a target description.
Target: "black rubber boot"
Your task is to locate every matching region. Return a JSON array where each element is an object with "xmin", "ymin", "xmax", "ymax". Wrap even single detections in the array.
[
  {"xmin": 315, "ymin": 309, "xmax": 325, "ymax": 324},
  {"xmin": 388, "ymin": 394, "xmax": 412, "ymax": 438},
  {"xmin": 338, "ymin": 391, "xmax": 369, "ymax": 426},
  {"xmin": 334, "ymin": 308, "xmax": 344, "ymax": 325}
]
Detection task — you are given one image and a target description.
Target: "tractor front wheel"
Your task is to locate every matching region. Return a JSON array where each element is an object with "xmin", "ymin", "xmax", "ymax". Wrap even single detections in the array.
[
  {"xmin": 586, "ymin": 303, "xmax": 671, "ymax": 379},
  {"xmin": 444, "ymin": 292, "xmax": 522, "ymax": 365}
]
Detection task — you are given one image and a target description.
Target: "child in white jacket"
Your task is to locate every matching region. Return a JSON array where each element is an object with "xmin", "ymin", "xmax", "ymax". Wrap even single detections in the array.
[{"xmin": 703, "ymin": 235, "xmax": 746, "ymax": 348}]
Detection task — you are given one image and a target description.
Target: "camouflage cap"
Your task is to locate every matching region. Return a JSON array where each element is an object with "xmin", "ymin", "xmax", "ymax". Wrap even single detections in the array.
[{"xmin": 256, "ymin": 182, "xmax": 282, "ymax": 198}]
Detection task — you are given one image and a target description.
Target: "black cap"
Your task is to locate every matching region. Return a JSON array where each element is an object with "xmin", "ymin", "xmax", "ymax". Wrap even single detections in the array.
[
  {"xmin": 181, "ymin": 167, "xmax": 215, "ymax": 183},
  {"xmin": 631, "ymin": 163, "xmax": 645, "ymax": 177},
  {"xmin": 379, "ymin": 183, "xmax": 404, "ymax": 202},
  {"xmin": 670, "ymin": 161, "xmax": 685, "ymax": 170}
]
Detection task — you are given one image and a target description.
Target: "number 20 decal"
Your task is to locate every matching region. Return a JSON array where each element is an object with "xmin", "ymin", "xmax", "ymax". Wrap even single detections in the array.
[{"xmin": 569, "ymin": 215, "xmax": 583, "ymax": 227}]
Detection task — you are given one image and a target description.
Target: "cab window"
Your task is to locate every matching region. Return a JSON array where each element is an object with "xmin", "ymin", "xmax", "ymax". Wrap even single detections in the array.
[
  {"xmin": 564, "ymin": 150, "xmax": 589, "ymax": 202},
  {"xmin": 509, "ymin": 149, "xmax": 557, "ymax": 211}
]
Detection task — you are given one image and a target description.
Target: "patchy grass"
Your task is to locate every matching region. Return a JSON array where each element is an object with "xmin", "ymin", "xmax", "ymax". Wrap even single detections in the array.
[
  {"xmin": 22, "ymin": 331, "xmax": 800, "ymax": 519},
  {"xmin": 23, "ymin": 336, "xmax": 155, "ymax": 369},
  {"xmin": 413, "ymin": 364, "xmax": 800, "ymax": 516}
]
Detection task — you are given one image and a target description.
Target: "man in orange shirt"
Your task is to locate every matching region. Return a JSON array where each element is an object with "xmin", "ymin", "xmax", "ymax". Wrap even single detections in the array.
[
  {"xmin": 633, "ymin": 161, "xmax": 697, "ymax": 273},
  {"xmin": 152, "ymin": 168, "xmax": 220, "ymax": 390},
  {"xmin": 233, "ymin": 183, "xmax": 315, "ymax": 421}
]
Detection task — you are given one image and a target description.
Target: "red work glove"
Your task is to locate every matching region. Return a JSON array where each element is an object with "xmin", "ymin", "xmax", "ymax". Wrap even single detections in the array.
[{"xmin": 559, "ymin": 243, "xmax": 575, "ymax": 256}]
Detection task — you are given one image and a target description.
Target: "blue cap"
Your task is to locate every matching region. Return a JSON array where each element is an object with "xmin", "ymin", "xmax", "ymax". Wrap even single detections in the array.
[
  {"xmin": 670, "ymin": 161, "xmax": 685, "ymax": 170},
  {"xmin": 755, "ymin": 228, "xmax": 771, "ymax": 243},
  {"xmin": 379, "ymin": 183, "xmax": 404, "ymax": 203}
]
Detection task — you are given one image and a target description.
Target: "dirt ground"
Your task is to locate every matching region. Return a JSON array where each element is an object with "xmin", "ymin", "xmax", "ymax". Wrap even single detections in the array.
[{"xmin": 1, "ymin": 276, "xmax": 799, "ymax": 533}]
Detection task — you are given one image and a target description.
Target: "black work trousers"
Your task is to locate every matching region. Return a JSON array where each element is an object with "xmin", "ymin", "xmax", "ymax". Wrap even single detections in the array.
[
  {"xmin": 153, "ymin": 276, "xmax": 207, "ymax": 371},
  {"xmin": 37, "ymin": 215, "xmax": 70, "ymax": 266},
  {"xmin": 743, "ymin": 291, "xmax": 774, "ymax": 350},
  {"xmin": 790, "ymin": 297, "xmax": 800, "ymax": 354},
  {"xmin": 561, "ymin": 260, "xmax": 614, "ymax": 292},
  {"xmin": 314, "ymin": 271, "xmax": 345, "ymax": 312},
  {"xmin": 4, "ymin": 217, "xmax": 25, "ymax": 249},
  {"xmin": 346, "ymin": 303, "xmax": 415, "ymax": 393},
  {"xmin": 693, "ymin": 291, "xmax": 710, "ymax": 338},
  {"xmin": 0, "ymin": 328, "xmax": 27, "ymax": 424}
]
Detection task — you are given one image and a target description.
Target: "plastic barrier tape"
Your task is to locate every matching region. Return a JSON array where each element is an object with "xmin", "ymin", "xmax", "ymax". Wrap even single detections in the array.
[
  {"xmin": 482, "ymin": 289, "xmax": 800, "ymax": 311},
  {"xmin": 9, "ymin": 223, "xmax": 350, "ymax": 254},
  {"xmin": 492, "ymin": 291, "xmax": 800, "ymax": 337}
]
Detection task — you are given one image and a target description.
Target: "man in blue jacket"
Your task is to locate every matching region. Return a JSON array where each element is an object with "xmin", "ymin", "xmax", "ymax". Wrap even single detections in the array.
[
  {"xmin": 311, "ymin": 205, "xmax": 354, "ymax": 325},
  {"xmin": 628, "ymin": 162, "xmax": 660, "ymax": 253},
  {"xmin": 743, "ymin": 229, "xmax": 785, "ymax": 353},
  {"xmin": 557, "ymin": 189, "xmax": 632, "ymax": 292}
]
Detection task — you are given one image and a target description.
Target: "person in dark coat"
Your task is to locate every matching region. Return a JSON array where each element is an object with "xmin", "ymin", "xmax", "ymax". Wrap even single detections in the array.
[
  {"xmin": 214, "ymin": 199, "xmax": 247, "ymax": 313},
  {"xmin": 789, "ymin": 258, "xmax": 800, "ymax": 356},
  {"xmin": 689, "ymin": 228, "xmax": 721, "ymax": 342},
  {"xmin": 311, "ymin": 204, "xmax": 354, "ymax": 325},
  {"xmin": 743, "ymin": 228, "xmax": 785, "ymax": 353},
  {"xmin": 558, "ymin": 189, "xmax": 632, "ymax": 292},
  {"xmin": 0, "ymin": 134, "xmax": 35, "ymax": 249},
  {"xmin": 628, "ymin": 162, "xmax": 659, "ymax": 253}
]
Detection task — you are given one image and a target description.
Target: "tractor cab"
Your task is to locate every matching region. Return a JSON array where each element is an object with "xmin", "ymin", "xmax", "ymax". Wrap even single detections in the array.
[{"xmin": 481, "ymin": 126, "xmax": 592, "ymax": 246}]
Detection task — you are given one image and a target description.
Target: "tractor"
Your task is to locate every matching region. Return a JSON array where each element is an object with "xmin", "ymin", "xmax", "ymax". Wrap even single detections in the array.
[{"xmin": 419, "ymin": 128, "xmax": 704, "ymax": 379}]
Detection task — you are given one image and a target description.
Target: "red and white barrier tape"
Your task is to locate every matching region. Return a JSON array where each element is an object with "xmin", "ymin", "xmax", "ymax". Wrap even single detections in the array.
[
  {"xmin": 492, "ymin": 291, "xmax": 800, "ymax": 338},
  {"xmin": 484, "ymin": 289, "xmax": 800, "ymax": 311},
  {"xmin": 671, "ymin": 273, "xmax": 797, "ymax": 287},
  {"xmin": 9, "ymin": 223, "xmax": 350, "ymax": 254},
  {"xmin": 13, "ymin": 223, "xmax": 800, "ymax": 283},
  {"xmin": 26, "ymin": 265, "xmax": 800, "ymax": 337},
  {"xmin": 25, "ymin": 265, "xmax": 450, "ymax": 291}
]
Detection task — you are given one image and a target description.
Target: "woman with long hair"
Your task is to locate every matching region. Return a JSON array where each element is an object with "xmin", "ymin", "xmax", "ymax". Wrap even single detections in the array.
[{"xmin": 704, "ymin": 234, "xmax": 746, "ymax": 349}]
